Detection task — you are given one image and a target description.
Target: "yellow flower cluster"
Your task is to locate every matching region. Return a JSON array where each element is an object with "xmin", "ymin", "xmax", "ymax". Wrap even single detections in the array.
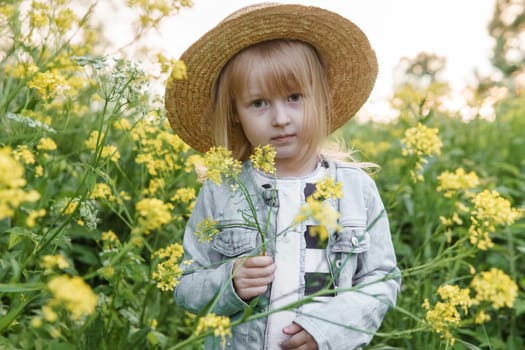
[
  {"xmin": 171, "ymin": 187, "xmax": 196, "ymax": 204},
  {"xmin": 203, "ymin": 146, "xmax": 242, "ymax": 185},
  {"xmin": 470, "ymin": 268, "xmax": 518, "ymax": 309},
  {"xmin": 194, "ymin": 313, "xmax": 232, "ymax": 348},
  {"xmin": 194, "ymin": 217, "xmax": 220, "ymax": 242},
  {"xmin": 401, "ymin": 123, "xmax": 442, "ymax": 157},
  {"xmin": 422, "ymin": 284, "xmax": 472, "ymax": 345},
  {"xmin": 0, "ymin": 4, "xmax": 15, "ymax": 19},
  {"xmin": 100, "ymin": 230, "xmax": 121, "ymax": 250},
  {"xmin": 47, "ymin": 275, "xmax": 98, "ymax": 320},
  {"xmin": 26, "ymin": 208, "xmax": 46, "ymax": 227},
  {"xmin": 469, "ymin": 189, "xmax": 522, "ymax": 250},
  {"xmin": 293, "ymin": 176, "xmax": 343, "ymax": 241},
  {"xmin": 312, "ymin": 175, "xmax": 343, "ymax": 201},
  {"xmin": 127, "ymin": 0, "xmax": 193, "ymax": 27},
  {"xmin": 0, "ymin": 147, "xmax": 40, "ymax": 220},
  {"xmin": 85, "ymin": 131, "xmax": 121, "ymax": 163},
  {"xmin": 37, "ymin": 137, "xmax": 57, "ymax": 151},
  {"xmin": 401, "ymin": 123, "xmax": 442, "ymax": 181},
  {"xmin": 250, "ymin": 145, "xmax": 276, "ymax": 174},
  {"xmin": 132, "ymin": 119, "xmax": 190, "ymax": 176},
  {"xmin": 295, "ymin": 199, "xmax": 341, "ymax": 242},
  {"xmin": 41, "ymin": 254, "xmax": 70, "ymax": 270},
  {"xmin": 27, "ymin": 70, "xmax": 69, "ymax": 100},
  {"xmin": 14, "ymin": 145, "xmax": 35, "ymax": 165},
  {"xmin": 142, "ymin": 178, "xmax": 165, "ymax": 196},
  {"xmin": 91, "ymin": 183, "xmax": 115, "ymax": 202},
  {"xmin": 151, "ymin": 243, "xmax": 184, "ymax": 292},
  {"xmin": 437, "ymin": 168, "xmax": 480, "ymax": 198},
  {"xmin": 135, "ymin": 198, "xmax": 173, "ymax": 234}
]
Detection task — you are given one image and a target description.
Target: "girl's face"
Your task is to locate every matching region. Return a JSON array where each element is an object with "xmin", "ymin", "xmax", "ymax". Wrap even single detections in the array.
[{"xmin": 235, "ymin": 70, "xmax": 318, "ymax": 175}]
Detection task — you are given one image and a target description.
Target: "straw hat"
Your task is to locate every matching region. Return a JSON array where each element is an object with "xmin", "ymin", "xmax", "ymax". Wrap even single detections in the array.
[{"xmin": 165, "ymin": 3, "xmax": 378, "ymax": 153}]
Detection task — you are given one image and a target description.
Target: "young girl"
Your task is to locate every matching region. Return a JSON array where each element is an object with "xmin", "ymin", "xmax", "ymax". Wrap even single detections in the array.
[{"xmin": 165, "ymin": 3, "xmax": 400, "ymax": 349}]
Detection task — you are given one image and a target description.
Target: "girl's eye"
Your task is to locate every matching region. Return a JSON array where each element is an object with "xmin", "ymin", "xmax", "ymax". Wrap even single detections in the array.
[
  {"xmin": 251, "ymin": 99, "xmax": 267, "ymax": 108},
  {"xmin": 288, "ymin": 93, "xmax": 303, "ymax": 102}
]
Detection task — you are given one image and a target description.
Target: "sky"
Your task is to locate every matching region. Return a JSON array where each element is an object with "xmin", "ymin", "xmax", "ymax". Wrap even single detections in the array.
[{"xmin": 151, "ymin": 0, "xmax": 497, "ymax": 120}]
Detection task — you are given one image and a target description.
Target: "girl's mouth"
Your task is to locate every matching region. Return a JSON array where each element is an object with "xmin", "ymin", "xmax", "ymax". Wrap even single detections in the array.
[{"xmin": 271, "ymin": 134, "xmax": 295, "ymax": 143}]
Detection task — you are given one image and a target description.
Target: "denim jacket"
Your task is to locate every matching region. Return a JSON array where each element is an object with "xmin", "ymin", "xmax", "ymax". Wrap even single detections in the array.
[{"xmin": 175, "ymin": 160, "xmax": 401, "ymax": 350}]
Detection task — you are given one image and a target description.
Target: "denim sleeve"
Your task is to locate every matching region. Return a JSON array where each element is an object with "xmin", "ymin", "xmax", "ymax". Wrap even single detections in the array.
[
  {"xmin": 295, "ymin": 175, "xmax": 401, "ymax": 350},
  {"xmin": 174, "ymin": 182, "xmax": 249, "ymax": 316}
]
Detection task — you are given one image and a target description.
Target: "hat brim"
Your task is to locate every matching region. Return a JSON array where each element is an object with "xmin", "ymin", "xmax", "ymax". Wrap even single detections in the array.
[{"xmin": 165, "ymin": 3, "xmax": 378, "ymax": 154}]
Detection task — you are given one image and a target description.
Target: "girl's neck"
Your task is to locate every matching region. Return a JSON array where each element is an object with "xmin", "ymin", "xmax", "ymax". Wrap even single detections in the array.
[{"xmin": 274, "ymin": 155, "xmax": 320, "ymax": 178}]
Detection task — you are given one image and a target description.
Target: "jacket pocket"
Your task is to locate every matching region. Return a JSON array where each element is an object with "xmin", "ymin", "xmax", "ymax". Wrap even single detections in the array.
[
  {"xmin": 211, "ymin": 224, "xmax": 259, "ymax": 257},
  {"xmin": 331, "ymin": 217, "xmax": 370, "ymax": 253}
]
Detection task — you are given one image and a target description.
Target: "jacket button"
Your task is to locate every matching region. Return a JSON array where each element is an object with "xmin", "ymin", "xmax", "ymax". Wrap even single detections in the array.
[
  {"xmin": 335, "ymin": 260, "xmax": 342, "ymax": 268},
  {"xmin": 351, "ymin": 236, "xmax": 359, "ymax": 247}
]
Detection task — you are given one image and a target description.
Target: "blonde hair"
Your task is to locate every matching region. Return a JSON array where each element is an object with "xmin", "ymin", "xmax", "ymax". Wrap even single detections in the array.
[{"xmin": 211, "ymin": 39, "xmax": 331, "ymax": 162}]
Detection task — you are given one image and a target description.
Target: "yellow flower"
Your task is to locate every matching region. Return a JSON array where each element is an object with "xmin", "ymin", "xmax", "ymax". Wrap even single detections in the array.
[
  {"xmin": 26, "ymin": 208, "xmax": 46, "ymax": 228},
  {"xmin": 135, "ymin": 198, "xmax": 173, "ymax": 234},
  {"xmin": 27, "ymin": 70, "xmax": 69, "ymax": 100},
  {"xmin": 100, "ymin": 230, "xmax": 121, "ymax": 250},
  {"xmin": 37, "ymin": 137, "xmax": 57, "ymax": 151},
  {"xmin": 474, "ymin": 310, "xmax": 491, "ymax": 324},
  {"xmin": 437, "ymin": 168, "xmax": 480, "ymax": 198},
  {"xmin": 47, "ymin": 275, "xmax": 98, "ymax": 320},
  {"xmin": 0, "ymin": 147, "xmax": 26, "ymax": 188},
  {"xmin": 401, "ymin": 123, "xmax": 442, "ymax": 158},
  {"xmin": 171, "ymin": 187, "xmax": 196, "ymax": 204},
  {"xmin": 203, "ymin": 146, "xmax": 242, "ymax": 185},
  {"xmin": 100, "ymin": 145, "xmax": 121, "ymax": 163},
  {"xmin": 194, "ymin": 217, "xmax": 219, "ymax": 242},
  {"xmin": 91, "ymin": 183, "xmax": 115, "ymax": 202},
  {"xmin": 54, "ymin": 8, "xmax": 77, "ymax": 33},
  {"xmin": 401, "ymin": 123, "xmax": 442, "ymax": 182},
  {"xmin": 437, "ymin": 285, "xmax": 472, "ymax": 313},
  {"xmin": 35, "ymin": 165, "xmax": 44, "ymax": 177},
  {"xmin": 85, "ymin": 131, "xmax": 101, "ymax": 151},
  {"xmin": 422, "ymin": 284, "xmax": 472, "ymax": 345},
  {"xmin": 250, "ymin": 145, "xmax": 276, "ymax": 174},
  {"xmin": 42, "ymin": 254, "xmax": 69, "ymax": 270},
  {"xmin": 294, "ymin": 198, "xmax": 341, "ymax": 242},
  {"xmin": 62, "ymin": 198, "xmax": 79, "ymax": 215},
  {"xmin": 30, "ymin": 316, "xmax": 43, "ymax": 329},
  {"xmin": 100, "ymin": 266, "xmax": 115, "ymax": 280},
  {"xmin": 470, "ymin": 268, "xmax": 518, "ymax": 309},
  {"xmin": 468, "ymin": 190, "xmax": 522, "ymax": 250},
  {"xmin": 0, "ymin": 147, "xmax": 40, "ymax": 219},
  {"xmin": 151, "ymin": 258, "xmax": 183, "ymax": 292},
  {"xmin": 113, "ymin": 118, "xmax": 131, "ymax": 130},
  {"xmin": 153, "ymin": 243, "xmax": 184, "ymax": 260},
  {"xmin": 42, "ymin": 305, "xmax": 58, "ymax": 322},
  {"xmin": 151, "ymin": 243, "xmax": 185, "ymax": 292},
  {"xmin": 312, "ymin": 175, "xmax": 343, "ymax": 201},
  {"xmin": 471, "ymin": 190, "xmax": 522, "ymax": 228},
  {"xmin": 14, "ymin": 145, "xmax": 35, "ymax": 165},
  {"xmin": 170, "ymin": 60, "xmax": 187, "ymax": 80},
  {"xmin": 195, "ymin": 313, "xmax": 232, "ymax": 348},
  {"xmin": 143, "ymin": 178, "xmax": 165, "ymax": 196}
]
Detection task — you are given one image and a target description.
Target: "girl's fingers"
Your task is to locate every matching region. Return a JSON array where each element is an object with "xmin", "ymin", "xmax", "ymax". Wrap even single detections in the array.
[{"xmin": 242, "ymin": 255, "xmax": 274, "ymax": 267}]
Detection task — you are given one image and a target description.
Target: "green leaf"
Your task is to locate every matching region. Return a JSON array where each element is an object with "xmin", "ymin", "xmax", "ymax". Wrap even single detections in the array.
[
  {"xmin": 7, "ymin": 227, "xmax": 34, "ymax": 250},
  {"xmin": 0, "ymin": 282, "xmax": 43, "ymax": 293}
]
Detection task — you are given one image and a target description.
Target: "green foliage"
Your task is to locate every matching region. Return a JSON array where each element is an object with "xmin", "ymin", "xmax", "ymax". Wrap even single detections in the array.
[{"xmin": 1, "ymin": 0, "xmax": 524, "ymax": 349}]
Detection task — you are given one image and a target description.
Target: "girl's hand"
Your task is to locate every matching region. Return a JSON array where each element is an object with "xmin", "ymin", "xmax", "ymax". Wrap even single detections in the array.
[
  {"xmin": 233, "ymin": 255, "xmax": 276, "ymax": 301},
  {"xmin": 280, "ymin": 323, "xmax": 318, "ymax": 350}
]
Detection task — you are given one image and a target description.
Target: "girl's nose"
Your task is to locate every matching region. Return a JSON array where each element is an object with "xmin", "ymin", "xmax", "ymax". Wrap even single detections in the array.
[{"xmin": 272, "ymin": 102, "xmax": 290, "ymax": 126}]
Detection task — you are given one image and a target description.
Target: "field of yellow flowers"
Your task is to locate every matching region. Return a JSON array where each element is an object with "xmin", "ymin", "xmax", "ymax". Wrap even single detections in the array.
[{"xmin": 1, "ymin": 1, "xmax": 524, "ymax": 349}]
